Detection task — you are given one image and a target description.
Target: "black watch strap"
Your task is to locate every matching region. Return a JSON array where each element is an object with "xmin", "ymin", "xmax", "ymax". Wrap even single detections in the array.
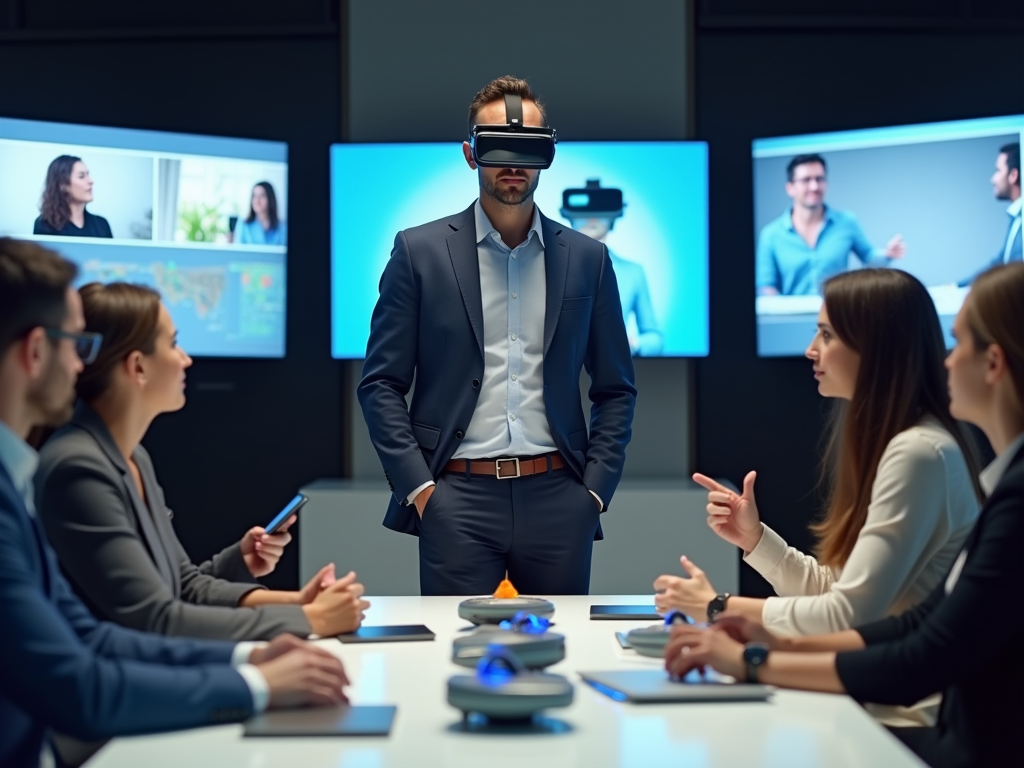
[{"xmin": 707, "ymin": 592, "xmax": 731, "ymax": 623}]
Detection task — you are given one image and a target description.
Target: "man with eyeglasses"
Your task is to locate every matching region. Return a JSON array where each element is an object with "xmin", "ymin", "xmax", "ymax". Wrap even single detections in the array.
[
  {"xmin": 756, "ymin": 153, "xmax": 906, "ymax": 296},
  {"xmin": 0, "ymin": 238, "xmax": 349, "ymax": 768}
]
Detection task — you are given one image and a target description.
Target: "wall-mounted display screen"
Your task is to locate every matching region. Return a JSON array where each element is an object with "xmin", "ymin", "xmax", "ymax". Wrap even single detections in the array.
[
  {"xmin": 752, "ymin": 115, "xmax": 1024, "ymax": 357},
  {"xmin": 330, "ymin": 141, "xmax": 709, "ymax": 359},
  {"xmin": 0, "ymin": 117, "xmax": 289, "ymax": 358}
]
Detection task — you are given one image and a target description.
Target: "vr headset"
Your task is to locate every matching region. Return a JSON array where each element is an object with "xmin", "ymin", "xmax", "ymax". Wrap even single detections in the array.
[
  {"xmin": 469, "ymin": 93, "xmax": 557, "ymax": 169},
  {"xmin": 559, "ymin": 179, "xmax": 625, "ymax": 220}
]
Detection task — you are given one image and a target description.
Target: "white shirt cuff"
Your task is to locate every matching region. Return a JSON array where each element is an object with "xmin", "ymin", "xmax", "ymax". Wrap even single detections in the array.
[
  {"xmin": 236, "ymin": 664, "xmax": 271, "ymax": 713},
  {"xmin": 231, "ymin": 641, "xmax": 265, "ymax": 667},
  {"xmin": 406, "ymin": 480, "xmax": 435, "ymax": 506},
  {"xmin": 588, "ymin": 490, "xmax": 604, "ymax": 511},
  {"xmin": 742, "ymin": 524, "xmax": 787, "ymax": 575}
]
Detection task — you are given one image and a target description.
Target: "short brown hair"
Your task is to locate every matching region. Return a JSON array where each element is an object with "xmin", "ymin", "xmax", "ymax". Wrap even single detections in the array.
[
  {"xmin": 0, "ymin": 237, "xmax": 78, "ymax": 357},
  {"xmin": 467, "ymin": 76, "xmax": 547, "ymax": 136},
  {"xmin": 812, "ymin": 269, "xmax": 983, "ymax": 567},
  {"xmin": 75, "ymin": 282, "xmax": 162, "ymax": 402},
  {"xmin": 965, "ymin": 262, "xmax": 1024, "ymax": 415}
]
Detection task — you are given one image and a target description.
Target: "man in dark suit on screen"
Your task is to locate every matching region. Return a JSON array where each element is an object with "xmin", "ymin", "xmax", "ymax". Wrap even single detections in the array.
[{"xmin": 358, "ymin": 76, "xmax": 637, "ymax": 596}]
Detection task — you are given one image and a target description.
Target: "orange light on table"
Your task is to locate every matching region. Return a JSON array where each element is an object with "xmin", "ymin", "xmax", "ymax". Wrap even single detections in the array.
[{"xmin": 493, "ymin": 579, "xmax": 519, "ymax": 599}]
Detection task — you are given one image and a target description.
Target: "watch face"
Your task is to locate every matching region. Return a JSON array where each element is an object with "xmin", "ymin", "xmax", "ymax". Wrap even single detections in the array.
[{"xmin": 743, "ymin": 643, "xmax": 770, "ymax": 666}]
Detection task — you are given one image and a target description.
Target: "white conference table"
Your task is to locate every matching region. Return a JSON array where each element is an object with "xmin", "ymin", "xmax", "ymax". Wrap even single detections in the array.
[{"xmin": 91, "ymin": 596, "xmax": 926, "ymax": 768}]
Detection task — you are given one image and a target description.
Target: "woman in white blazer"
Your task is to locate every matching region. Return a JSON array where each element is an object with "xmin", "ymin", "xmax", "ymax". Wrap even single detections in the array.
[{"xmin": 656, "ymin": 270, "xmax": 983, "ymax": 680}]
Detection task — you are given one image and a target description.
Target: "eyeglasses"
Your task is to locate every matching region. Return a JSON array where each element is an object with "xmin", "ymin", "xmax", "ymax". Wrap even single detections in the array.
[{"xmin": 45, "ymin": 328, "xmax": 103, "ymax": 365}]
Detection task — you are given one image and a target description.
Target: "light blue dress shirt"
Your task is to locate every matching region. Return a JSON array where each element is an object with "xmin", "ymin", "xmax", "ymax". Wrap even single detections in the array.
[
  {"xmin": 452, "ymin": 200, "xmax": 556, "ymax": 460},
  {"xmin": 609, "ymin": 250, "xmax": 662, "ymax": 356},
  {"xmin": 0, "ymin": 418, "xmax": 270, "ymax": 712},
  {"xmin": 756, "ymin": 206, "xmax": 891, "ymax": 296},
  {"xmin": 235, "ymin": 217, "xmax": 287, "ymax": 246}
]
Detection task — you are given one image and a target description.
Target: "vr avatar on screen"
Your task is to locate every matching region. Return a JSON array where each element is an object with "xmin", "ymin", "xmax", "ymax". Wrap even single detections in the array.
[
  {"xmin": 561, "ymin": 180, "xmax": 663, "ymax": 356},
  {"xmin": 756, "ymin": 154, "xmax": 906, "ymax": 296}
]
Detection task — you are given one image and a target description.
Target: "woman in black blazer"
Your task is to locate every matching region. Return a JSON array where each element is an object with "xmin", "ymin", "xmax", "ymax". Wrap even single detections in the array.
[
  {"xmin": 664, "ymin": 262, "xmax": 1024, "ymax": 768},
  {"xmin": 36, "ymin": 282, "xmax": 369, "ymax": 641}
]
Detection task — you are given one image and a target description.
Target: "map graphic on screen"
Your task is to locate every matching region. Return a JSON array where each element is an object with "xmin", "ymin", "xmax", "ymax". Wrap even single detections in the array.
[
  {"xmin": 0, "ymin": 117, "xmax": 288, "ymax": 358},
  {"xmin": 752, "ymin": 114, "xmax": 1024, "ymax": 357},
  {"xmin": 330, "ymin": 141, "xmax": 709, "ymax": 359}
]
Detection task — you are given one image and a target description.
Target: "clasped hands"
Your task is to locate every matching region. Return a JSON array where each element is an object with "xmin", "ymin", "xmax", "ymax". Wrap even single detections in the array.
[{"xmin": 664, "ymin": 613, "xmax": 780, "ymax": 681}]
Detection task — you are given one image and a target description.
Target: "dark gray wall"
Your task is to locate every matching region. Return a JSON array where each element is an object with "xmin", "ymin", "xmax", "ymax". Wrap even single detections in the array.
[{"xmin": 347, "ymin": 0, "xmax": 692, "ymax": 142}]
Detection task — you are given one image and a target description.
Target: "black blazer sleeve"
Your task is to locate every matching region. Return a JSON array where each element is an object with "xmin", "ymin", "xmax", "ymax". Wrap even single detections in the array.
[
  {"xmin": 37, "ymin": 448, "xmax": 312, "ymax": 642},
  {"xmin": 835, "ymin": 478, "xmax": 1024, "ymax": 707}
]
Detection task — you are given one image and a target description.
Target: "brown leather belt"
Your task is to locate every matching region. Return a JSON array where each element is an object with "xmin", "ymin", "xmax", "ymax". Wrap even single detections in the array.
[{"xmin": 444, "ymin": 452, "xmax": 565, "ymax": 479}]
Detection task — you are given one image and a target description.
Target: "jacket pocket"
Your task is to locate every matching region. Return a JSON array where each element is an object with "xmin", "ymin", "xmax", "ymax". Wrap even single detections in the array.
[
  {"xmin": 412, "ymin": 422, "xmax": 441, "ymax": 450},
  {"xmin": 561, "ymin": 296, "xmax": 593, "ymax": 312}
]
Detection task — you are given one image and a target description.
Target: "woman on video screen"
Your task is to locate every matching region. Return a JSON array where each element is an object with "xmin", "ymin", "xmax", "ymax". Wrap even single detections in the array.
[
  {"xmin": 33, "ymin": 155, "xmax": 113, "ymax": 238},
  {"xmin": 234, "ymin": 181, "xmax": 286, "ymax": 246}
]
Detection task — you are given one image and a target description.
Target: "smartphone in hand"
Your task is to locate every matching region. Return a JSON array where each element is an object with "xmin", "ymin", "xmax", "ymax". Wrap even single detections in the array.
[{"xmin": 264, "ymin": 493, "xmax": 308, "ymax": 535}]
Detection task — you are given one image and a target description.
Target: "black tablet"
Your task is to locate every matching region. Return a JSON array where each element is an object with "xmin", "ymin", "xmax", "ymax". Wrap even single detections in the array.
[
  {"xmin": 244, "ymin": 705, "xmax": 397, "ymax": 737},
  {"xmin": 337, "ymin": 624, "xmax": 435, "ymax": 643},
  {"xmin": 590, "ymin": 605, "xmax": 661, "ymax": 620}
]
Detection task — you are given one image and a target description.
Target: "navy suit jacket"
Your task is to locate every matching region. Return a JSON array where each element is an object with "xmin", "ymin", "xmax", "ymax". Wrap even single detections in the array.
[
  {"xmin": 358, "ymin": 203, "xmax": 637, "ymax": 535},
  {"xmin": 0, "ymin": 463, "xmax": 254, "ymax": 768}
]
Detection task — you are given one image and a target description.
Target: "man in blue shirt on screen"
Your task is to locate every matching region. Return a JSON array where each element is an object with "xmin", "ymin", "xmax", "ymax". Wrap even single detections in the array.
[{"xmin": 756, "ymin": 153, "xmax": 906, "ymax": 296}]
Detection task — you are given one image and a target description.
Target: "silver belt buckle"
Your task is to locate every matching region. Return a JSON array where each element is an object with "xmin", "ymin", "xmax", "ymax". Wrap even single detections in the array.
[{"xmin": 495, "ymin": 457, "xmax": 521, "ymax": 479}]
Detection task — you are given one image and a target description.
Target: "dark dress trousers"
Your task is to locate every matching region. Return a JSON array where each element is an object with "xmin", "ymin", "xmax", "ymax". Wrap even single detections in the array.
[
  {"xmin": 0, "ymin": 463, "xmax": 253, "ymax": 768},
  {"xmin": 358, "ymin": 203, "xmax": 636, "ymax": 595},
  {"xmin": 835, "ymin": 444, "xmax": 1024, "ymax": 768},
  {"xmin": 35, "ymin": 403, "xmax": 312, "ymax": 641}
]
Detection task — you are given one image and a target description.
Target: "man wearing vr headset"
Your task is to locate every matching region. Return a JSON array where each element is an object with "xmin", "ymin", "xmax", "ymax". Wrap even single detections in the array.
[{"xmin": 359, "ymin": 76, "xmax": 636, "ymax": 595}]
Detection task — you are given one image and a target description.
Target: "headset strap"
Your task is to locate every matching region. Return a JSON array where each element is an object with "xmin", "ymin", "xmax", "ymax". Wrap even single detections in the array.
[{"xmin": 504, "ymin": 93, "xmax": 523, "ymax": 128}]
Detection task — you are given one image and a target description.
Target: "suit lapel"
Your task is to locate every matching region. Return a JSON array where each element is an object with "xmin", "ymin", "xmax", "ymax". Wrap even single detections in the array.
[
  {"xmin": 542, "ymin": 214, "xmax": 569, "ymax": 356},
  {"xmin": 447, "ymin": 205, "xmax": 485, "ymax": 357},
  {"xmin": 71, "ymin": 403, "xmax": 178, "ymax": 590},
  {"xmin": 0, "ymin": 464, "xmax": 48, "ymax": 591}
]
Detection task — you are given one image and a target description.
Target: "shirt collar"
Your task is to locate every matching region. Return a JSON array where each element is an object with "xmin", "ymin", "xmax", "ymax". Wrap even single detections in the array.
[
  {"xmin": 474, "ymin": 199, "xmax": 545, "ymax": 249},
  {"xmin": 0, "ymin": 418, "xmax": 39, "ymax": 502},
  {"xmin": 783, "ymin": 205, "xmax": 832, "ymax": 232},
  {"xmin": 1006, "ymin": 197, "xmax": 1022, "ymax": 219},
  {"xmin": 980, "ymin": 431, "xmax": 1024, "ymax": 495}
]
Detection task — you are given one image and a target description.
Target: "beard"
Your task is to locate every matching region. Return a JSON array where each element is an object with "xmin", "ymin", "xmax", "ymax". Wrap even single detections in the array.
[
  {"xmin": 480, "ymin": 169, "xmax": 541, "ymax": 207},
  {"xmin": 26, "ymin": 353, "xmax": 76, "ymax": 428}
]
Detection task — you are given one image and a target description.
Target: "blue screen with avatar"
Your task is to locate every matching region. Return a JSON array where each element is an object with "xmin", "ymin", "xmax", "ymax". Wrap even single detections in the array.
[{"xmin": 330, "ymin": 141, "xmax": 709, "ymax": 359}]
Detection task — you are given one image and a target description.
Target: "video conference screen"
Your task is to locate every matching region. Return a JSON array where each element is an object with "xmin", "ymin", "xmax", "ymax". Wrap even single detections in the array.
[
  {"xmin": 752, "ymin": 114, "xmax": 1024, "ymax": 357},
  {"xmin": 330, "ymin": 141, "xmax": 709, "ymax": 359},
  {"xmin": 0, "ymin": 117, "xmax": 288, "ymax": 358}
]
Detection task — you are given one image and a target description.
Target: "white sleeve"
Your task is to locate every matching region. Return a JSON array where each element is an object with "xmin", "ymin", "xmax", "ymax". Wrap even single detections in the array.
[
  {"xmin": 743, "ymin": 524, "xmax": 836, "ymax": 598},
  {"xmin": 405, "ymin": 480, "xmax": 435, "ymax": 506},
  {"xmin": 756, "ymin": 431, "xmax": 949, "ymax": 637}
]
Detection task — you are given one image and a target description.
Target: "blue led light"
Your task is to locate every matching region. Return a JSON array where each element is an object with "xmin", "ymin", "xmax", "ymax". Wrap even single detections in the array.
[
  {"xmin": 663, "ymin": 610, "xmax": 694, "ymax": 627},
  {"xmin": 585, "ymin": 680, "xmax": 628, "ymax": 702},
  {"xmin": 476, "ymin": 646, "xmax": 525, "ymax": 686},
  {"xmin": 499, "ymin": 611, "xmax": 551, "ymax": 634}
]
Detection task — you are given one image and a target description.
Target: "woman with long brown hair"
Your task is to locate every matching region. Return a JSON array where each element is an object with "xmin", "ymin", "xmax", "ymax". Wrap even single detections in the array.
[
  {"xmin": 665, "ymin": 262, "xmax": 1024, "ymax": 768},
  {"xmin": 32, "ymin": 155, "xmax": 113, "ymax": 238},
  {"xmin": 656, "ymin": 269, "xmax": 983, "ymax": 644},
  {"xmin": 34, "ymin": 282, "xmax": 368, "ymax": 641}
]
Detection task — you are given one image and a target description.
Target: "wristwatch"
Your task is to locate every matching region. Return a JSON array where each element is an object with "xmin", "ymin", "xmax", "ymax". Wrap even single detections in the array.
[
  {"xmin": 743, "ymin": 642, "xmax": 770, "ymax": 683},
  {"xmin": 706, "ymin": 592, "xmax": 731, "ymax": 623}
]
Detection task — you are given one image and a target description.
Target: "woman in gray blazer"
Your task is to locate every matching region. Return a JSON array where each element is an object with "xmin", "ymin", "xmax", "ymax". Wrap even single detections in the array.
[{"xmin": 35, "ymin": 282, "xmax": 369, "ymax": 641}]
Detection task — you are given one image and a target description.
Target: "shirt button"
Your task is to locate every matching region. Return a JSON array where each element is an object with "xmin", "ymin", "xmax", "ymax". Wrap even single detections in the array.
[
  {"xmin": 512, "ymin": 253, "xmax": 517, "ymax": 259},
  {"xmin": 510, "ymin": 414, "xmax": 517, "ymax": 422},
  {"xmin": 510, "ymin": 333, "xmax": 517, "ymax": 341},
  {"xmin": 511, "ymin": 374, "xmax": 517, "ymax": 381},
  {"xmin": 511, "ymin": 292, "xmax": 517, "ymax": 299}
]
